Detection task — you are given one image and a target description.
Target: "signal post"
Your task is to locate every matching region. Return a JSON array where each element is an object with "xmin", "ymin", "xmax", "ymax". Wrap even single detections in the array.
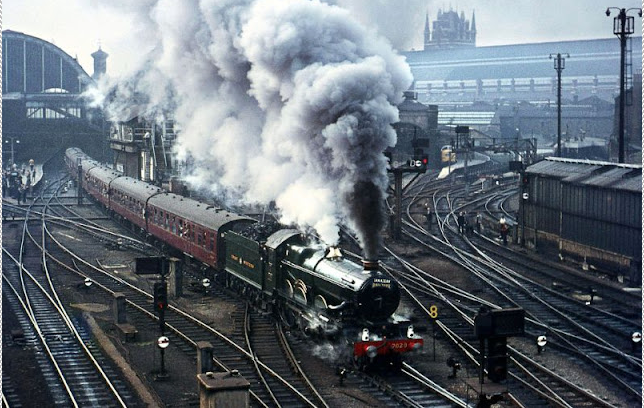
[
  {"xmin": 470, "ymin": 307, "xmax": 525, "ymax": 404},
  {"xmin": 387, "ymin": 152, "xmax": 428, "ymax": 240},
  {"xmin": 135, "ymin": 256, "xmax": 171, "ymax": 380}
]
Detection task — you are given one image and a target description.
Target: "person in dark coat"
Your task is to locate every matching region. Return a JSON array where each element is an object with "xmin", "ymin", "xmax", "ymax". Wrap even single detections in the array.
[
  {"xmin": 475, "ymin": 212, "xmax": 482, "ymax": 233},
  {"xmin": 457, "ymin": 212, "xmax": 465, "ymax": 234},
  {"xmin": 17, "ymin": 184, "xmax": 24, "ymax": 205},
  {"xmin": 20, "ymin": 183, "xmax": 28, "ymax": 204},
  {"xmin": 500, "ymin": 217, "xmax": 508, "ymax": 245}
]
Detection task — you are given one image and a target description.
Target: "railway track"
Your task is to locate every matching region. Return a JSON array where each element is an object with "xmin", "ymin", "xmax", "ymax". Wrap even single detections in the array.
[
  {"xmin": 26, "ymin": 177, "xmax": 330, "ymax": 407},
  {"xmin": 386, "ymin": 176, "xmax": 642, "ymax": 406},
  {"xmin": 2, "ymin": 173, "xmax": 139, "ymax": 407}
]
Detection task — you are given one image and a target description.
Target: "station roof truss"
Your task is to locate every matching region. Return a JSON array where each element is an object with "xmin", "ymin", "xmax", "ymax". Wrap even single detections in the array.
[
  {"xmin": 3, "ymin": 30, "xmax": 93, "ymax": 96},
  {"xmin": 2, "ymin": 30, "xmax": 97, "ymax": 123}
]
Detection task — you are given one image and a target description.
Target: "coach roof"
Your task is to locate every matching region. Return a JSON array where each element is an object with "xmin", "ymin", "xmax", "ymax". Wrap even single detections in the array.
[
  {"xmin": 147, "ymin": 193, "xmax": 254, "ymax": 231},
  {"xmin": 110, "ymin": 177, "xmax": 162, "ymax": 202},
  {"xmin": 87, "ymin": 166, "xmax": 121, "ymax": 184}
]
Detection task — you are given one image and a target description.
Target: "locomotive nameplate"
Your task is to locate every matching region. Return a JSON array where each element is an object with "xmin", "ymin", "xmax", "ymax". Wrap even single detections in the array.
[{"xmin": 372, "ymin": 278, "xmax": 391, "ymax": 289}]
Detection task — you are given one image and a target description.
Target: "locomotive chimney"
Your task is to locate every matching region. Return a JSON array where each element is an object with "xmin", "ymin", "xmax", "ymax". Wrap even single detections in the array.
[{"xmin": 361, "ymin": 259, "xmax": 379, "ymax": 272}]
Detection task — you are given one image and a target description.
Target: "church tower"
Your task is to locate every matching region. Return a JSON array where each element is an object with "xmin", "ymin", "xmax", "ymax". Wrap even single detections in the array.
[
  {"xmin": 470, "ymin": 11, "xmax": 477, "ymax": 44},
  {"xmin": 424, "ymin": 8, "xmax": 476, "ymax": 50}
]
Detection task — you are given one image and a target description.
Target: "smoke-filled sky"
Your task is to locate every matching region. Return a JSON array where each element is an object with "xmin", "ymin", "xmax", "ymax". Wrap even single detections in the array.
[
  {"xmin": 72, "ymin": 0, "xmax": 415, "ymax": 257},
  {"xmin": 3, "ymin": 0, "xmax": 642, "ymax": 256},
  {"xmin": 4, "ymin": 0, "xmax": 642, "ymax": 77}
]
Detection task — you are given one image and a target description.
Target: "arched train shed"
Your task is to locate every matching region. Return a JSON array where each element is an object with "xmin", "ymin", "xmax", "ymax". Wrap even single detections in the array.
[{"xmin": 2, "ymin": 30, "xmax": 107, "ymax": 164}]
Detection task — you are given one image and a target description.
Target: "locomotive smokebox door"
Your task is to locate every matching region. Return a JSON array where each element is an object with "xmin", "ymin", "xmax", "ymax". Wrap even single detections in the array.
[{"xmin": 361, "ymin": 259, "xmax": 379, "ymax": 271}]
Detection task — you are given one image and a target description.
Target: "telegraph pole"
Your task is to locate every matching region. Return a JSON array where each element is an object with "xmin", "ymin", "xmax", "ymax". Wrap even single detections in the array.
[
  {"xmin": 606, "ymin": 7, "xmax": 641, "ymax": 163},
  {"xmin": 455, "ymin": 126, "xmax": 470, "ymax": 197},
  {"xmin": 549, "ymin": 53, "xmax": 568, "ymax": 157}
]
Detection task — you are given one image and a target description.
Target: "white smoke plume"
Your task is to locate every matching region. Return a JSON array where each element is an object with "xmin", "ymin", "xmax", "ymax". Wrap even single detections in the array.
[{"xmin": 87, "ymin": 0, "xmax": 412, "ymax": 259}]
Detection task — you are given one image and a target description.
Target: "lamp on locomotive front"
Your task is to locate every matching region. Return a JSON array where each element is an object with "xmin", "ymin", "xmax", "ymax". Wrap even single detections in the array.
[{"xmin": 325, "ymin": 247, "xmax": 343, "ymax": 260}]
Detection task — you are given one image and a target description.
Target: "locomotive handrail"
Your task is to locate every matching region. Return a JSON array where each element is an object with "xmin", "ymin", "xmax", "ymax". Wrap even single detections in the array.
[
  {"xmin": 282, "ymin": 259, "xmax": 357, "ymax": 290},
  {"xmin": 326, "ymin": 300, "xmax": 347, "ymax": 311}
]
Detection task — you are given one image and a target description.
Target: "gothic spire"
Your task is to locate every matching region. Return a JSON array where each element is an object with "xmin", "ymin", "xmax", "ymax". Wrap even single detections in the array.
[
  {"xmin": 471, "ymin": 10, "xmax": 477, "ymax": 32},
  {"xmin": 424, "ymin": 11, "xmax": 431, "ymax": 48}
]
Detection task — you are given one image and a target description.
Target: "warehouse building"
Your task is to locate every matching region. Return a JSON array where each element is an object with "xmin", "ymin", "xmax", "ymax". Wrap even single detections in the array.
[{"xmin": 521, "ymin": 158, "xmax": 641, "ymax": 284}]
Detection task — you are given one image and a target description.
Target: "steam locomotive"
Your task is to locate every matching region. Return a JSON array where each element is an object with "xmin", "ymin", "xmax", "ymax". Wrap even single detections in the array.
[{"xmin": 65, "ymin": 148, "xmax": 423, "ymax": 367}]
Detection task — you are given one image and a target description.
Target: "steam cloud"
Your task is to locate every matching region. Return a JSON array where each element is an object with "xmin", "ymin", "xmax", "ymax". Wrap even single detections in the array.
[{"xmin": 88, "ymin": 0, "xmax": 412, "ymax": 259}]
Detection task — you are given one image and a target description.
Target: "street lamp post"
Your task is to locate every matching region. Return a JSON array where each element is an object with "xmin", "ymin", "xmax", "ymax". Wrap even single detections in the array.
[
  {"xmin": 549, "ymin": 53, "xmax": 569, "ymax": 157},
  {"xmin": 4, "ymin": 138, "xmax": 20, "ymax": 167},
  {"xmin": 606, "ymin": 7, "xmax": 642, "ymax": 163}
]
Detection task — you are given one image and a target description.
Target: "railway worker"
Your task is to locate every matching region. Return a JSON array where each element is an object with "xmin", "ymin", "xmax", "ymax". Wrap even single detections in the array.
[
  {"xmin": 499, "ymin": 217, "xmax": 508, "ymax": 245},
  {"xmin": 457, "ymin": 211, "xmax": 465, "ymax": 234},
  {"xmin": 475, "ymin": 212, "xmax": 482, "ymax": 234},
  {"xmin": 465, "ymin": 212, "xmax": 474, "ymax": 235},
  {"xmin": 22, "ymin": 183, "xmax": 27, "ymax": 203},
  {"xmin": 337, "ymin": 366, "xmax": 347, "ymax": 386},
  {"xmin": 426, "ymin": 207, "xmax": 433, "ymax": 230},
  {"xmin": 12, "ymin": 176, "xmax": 20, "ymax": 199},
  {"xmin": 17, "ymin": 184, "xmax": 25, "ymax": 205}
]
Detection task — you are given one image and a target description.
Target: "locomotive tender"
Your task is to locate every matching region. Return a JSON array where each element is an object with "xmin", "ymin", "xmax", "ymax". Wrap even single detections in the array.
[{"xmin": 65, "ymin": 148, "xmax": 423, "ymax": 367}]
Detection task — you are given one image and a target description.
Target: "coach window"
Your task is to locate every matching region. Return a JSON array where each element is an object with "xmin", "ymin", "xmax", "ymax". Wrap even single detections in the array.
[
  {"xmin": 209, "ymin": 234, "xmax": 215, "ymax": 251},
  {"xmin": 171, "ymin": 217, "xmax": 177, "ymax": 234},
  {"xmin": 197, "ymin": 228, "xmax": 204, "ymax": 246}
]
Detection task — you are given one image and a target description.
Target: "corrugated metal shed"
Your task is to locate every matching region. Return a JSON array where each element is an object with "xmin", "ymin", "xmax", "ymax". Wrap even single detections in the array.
[
  {"xmin": 526, "ymin": 157, "xmax": 642, "ymax": 192},
  {"xmin": 524, "ymin": 156, "xmax": 641, "ymax": 267},
  {"xmin": 578, "ymin": 167, "xmax": 641, "ymax": 192}
]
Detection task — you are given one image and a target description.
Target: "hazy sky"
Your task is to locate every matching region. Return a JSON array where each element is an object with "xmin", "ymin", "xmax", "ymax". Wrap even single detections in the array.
[{"xmin": 3, "ymin": 0, "xmax": 643, "ymax": 77}]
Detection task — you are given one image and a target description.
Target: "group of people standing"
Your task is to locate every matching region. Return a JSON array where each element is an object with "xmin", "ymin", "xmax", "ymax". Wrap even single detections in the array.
[
  {"xmin": 456, "ymin": 211, "xmax": 482, "ymax": 235},
  {"xmin": 2, "ymin": 164, "xmax": 35, "ymax": 205},
  {"xmin": 454, "ymin": 210, "xmax": 508, "ymax": 245}
]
